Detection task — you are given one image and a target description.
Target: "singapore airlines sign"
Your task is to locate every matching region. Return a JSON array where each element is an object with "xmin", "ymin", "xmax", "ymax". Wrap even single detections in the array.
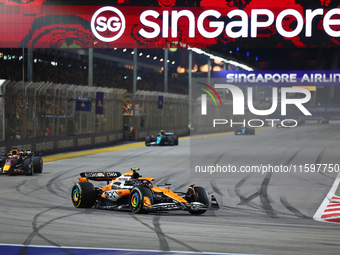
[{"xmin": 91, "ymin": 7, "xmax": 340, "ymax": 42}]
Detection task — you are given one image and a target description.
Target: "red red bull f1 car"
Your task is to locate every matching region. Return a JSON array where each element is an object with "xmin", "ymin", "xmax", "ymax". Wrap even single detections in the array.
[{"xmin": 71, "ymin": 168, "xmax": 219, "ymax": 214}]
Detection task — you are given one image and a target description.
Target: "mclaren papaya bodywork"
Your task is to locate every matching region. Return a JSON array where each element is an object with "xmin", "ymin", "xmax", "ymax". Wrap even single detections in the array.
[{"xmin": 71, "ymin": 169, "xmax": 219, "ymax": 214}]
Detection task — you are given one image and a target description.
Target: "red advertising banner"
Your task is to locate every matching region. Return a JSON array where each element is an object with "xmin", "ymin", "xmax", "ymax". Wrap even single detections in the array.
[{"xmin": 0, "ymin": 0, "xmax": 339, "ymax": 48}]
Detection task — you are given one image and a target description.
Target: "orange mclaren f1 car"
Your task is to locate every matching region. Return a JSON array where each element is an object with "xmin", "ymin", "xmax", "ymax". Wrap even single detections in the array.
[{"xmin": 71, "ymin": 168, "xmax": 219, "ymax": 214}]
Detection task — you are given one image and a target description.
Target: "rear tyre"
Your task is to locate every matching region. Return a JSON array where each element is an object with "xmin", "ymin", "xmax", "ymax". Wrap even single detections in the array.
[
  {"xmin": 32, "ymin": 156, "xmax": 43, "ymax": 173},
  {"xmin": 71, "ymin": 182, "xmax": 95, "ymax": 208},
  {"xmin": 186, "ymin": 186, "xmax": 209, "ymax": 215},
  {"xmin": 129, "ymin": 186, "xmax": 153, "ymax": 214},
  {"xmin": 145, "ymin": 136, "xmax": 151, "ymax": 146},
  {"xmin": 23, "ymin": 158, "xmax": 34, "ymax": 176},
  {"xmin": 0, "ymin": 156, "xmax": 6, "ymax": 167}
]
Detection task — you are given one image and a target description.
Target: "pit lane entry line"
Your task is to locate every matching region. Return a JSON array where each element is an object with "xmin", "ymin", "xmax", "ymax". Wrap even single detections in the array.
[{"xmin": 0, "ymin": 243, "xmax": 260, "ymax": 255}]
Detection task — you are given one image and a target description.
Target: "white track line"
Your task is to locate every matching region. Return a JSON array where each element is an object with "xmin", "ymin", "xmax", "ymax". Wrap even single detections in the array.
[{"xmin": 0, "ymin": 243, "xmax": 261, "ymax": 255}]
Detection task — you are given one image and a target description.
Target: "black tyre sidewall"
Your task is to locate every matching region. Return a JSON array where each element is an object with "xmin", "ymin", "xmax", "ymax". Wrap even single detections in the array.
[
  {"xmin": 194, "ymin": 186, "xmax": 209, "ymax": 206},
  {"xmin": 129, "ymin": 187, "xmax": 153, "ymax": 213},
  {"xmin": 71, "ymin": 182, "xmax": 95, "ymax": 208},
  {"xmin": 168, "ymin": 136, "xmax": 174, "ymax": 146},
  {"xmin": 188, "ymin": 186, "xmax": 209, "ymax": 215},
  {"xmin": 145, "ymin": 136, "xmax": 151, "ymax": 146},
  {"xmin": 23, "ymin": 158, "xmax": 34, "ymax": 176},
  {"xmin": 32, "ymin": 156, "xmax": 43, "ymax": 173},
  {"xmin": 173, "ymin": 135, "xmax": 178, "ymax": 145}
]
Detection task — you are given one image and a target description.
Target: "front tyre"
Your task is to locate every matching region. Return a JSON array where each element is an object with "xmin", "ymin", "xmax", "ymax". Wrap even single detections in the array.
[
  {"xmin": 186, "ymin": 186, "xmax": 209, "ymax": 215},
  {"xmin": 168, "ymin": 136, "xmax": 174, "ymax": 146},
  {"xmin": 23, "ymin": 158, "xmax": 34, "ymax": 176},
  {"xmin": 71, "ymin": 182, "xmax": 95, "ymax": 208},
  {"xmin": 32, "ymin": 156, "xmax": 43, "ymax": 173},
  {"xmin": 129, "ymin": 187, "xmax": 153, "ymax": 214}
]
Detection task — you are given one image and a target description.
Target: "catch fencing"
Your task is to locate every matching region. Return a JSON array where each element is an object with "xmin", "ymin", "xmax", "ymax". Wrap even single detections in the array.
[
  {"xmin": 123, "ymin": 91, "xmax": 189, "ymax": 140},
  {"xmin": 0, "ymin": 80, "xmax": 126, "ymax": 154}
]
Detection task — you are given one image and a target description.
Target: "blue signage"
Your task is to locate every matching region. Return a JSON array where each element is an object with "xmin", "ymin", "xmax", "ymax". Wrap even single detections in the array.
[
  {"xmin": 158, "ymin": 96, "xmax": 163, "ymax": 109},
  {"xmin": 96, "ymin": 92, "xmax": 104, "ymax": 115},
  {"xmin": 76, "ymin": 100, "xmax": 91, "ymax": 112}
]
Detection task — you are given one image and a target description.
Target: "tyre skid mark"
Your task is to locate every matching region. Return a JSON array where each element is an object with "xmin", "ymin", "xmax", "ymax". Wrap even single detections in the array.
[
  {"xmin": 213, "ymin": 153, "xmax": 224, "ymax": 165},
  {"xmin": 285, "ymin": 149, "xmax": 302, "ymax": 166},
  {"xmin": 280, "ymin": 196, "xmax": 309, "ymax": 218},
  {"xmin": 259, "ymin": 172, "xmax": 277, "ymax": 218},
  {"xmin": 235, "ymin": 149, "xmax": 302, "ymax": 218},
  {"xmin": 15, "ymin": 180, "xmax": 27, "ymax": 195},
  {"xmin": 315, "ymin": 148, "xmax": 333, "ymax": 179},
  {"xmin": 209, "ymin": 180, "xmax": 224, "ymax": 197},
  {"xmin": 46, "ymin": 165, "xmax": 88, "ymax": 199},
  {"xmin": 155, "ymin": 169, "xmax": 186, "ymax": 186},
  {"xmin": 237, "ymin": 191, "xmax": 260, "ymax": 206},
  {"xmin": 130, "ymin": 214, "xmax": 201, "ymax": 253},
  {"xmin": 235, "ymin": 176, "xmax": 261, "ymax": 210},
  {"xmin": 20, "ymin": 205, "xmax": 87, "ymax": 255},
  {"xmin": 258, "ymin": 149, "xmax": 302, "ymax": 218},
  {"xmin": 153, "ymin": 216, "xmax": 170, "ymax": 252},
  {"xmin": 15, "ymin": 179, "xmax": 51, "ymax": 203},
  {"xmin": 210, "ymin": 180, "xmax": 224, "ymax": 206}
]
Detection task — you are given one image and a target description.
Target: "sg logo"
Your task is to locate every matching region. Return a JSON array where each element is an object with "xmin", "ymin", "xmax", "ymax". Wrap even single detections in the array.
[{"xmin": 91, "ymin": 6, "xmax": 126, "ymax": 42}]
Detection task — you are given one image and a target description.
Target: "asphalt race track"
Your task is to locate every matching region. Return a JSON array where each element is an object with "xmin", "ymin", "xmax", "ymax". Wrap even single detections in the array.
[{"xmin": 1, "ymin": 123, "xmax": 340, "ymax": 255}]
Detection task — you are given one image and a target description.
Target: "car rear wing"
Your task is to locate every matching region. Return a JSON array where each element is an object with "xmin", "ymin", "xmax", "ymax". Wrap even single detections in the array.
[
  {"xmin": 80, "ymin": 172, "xmax": 122, "ymax": 184},
  {"xmin": 5, "ymin": 150, "xmax": 33, "ymax": 157},
  {"xmin": 20, "ymin": 150, "xmax": 34, "ymax": 157}
]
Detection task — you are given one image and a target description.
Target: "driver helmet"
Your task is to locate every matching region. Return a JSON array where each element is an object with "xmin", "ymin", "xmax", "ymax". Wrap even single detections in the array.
[{"xmin": 160, "ymin": 130, "xmax": 165, "ymax": 135}]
